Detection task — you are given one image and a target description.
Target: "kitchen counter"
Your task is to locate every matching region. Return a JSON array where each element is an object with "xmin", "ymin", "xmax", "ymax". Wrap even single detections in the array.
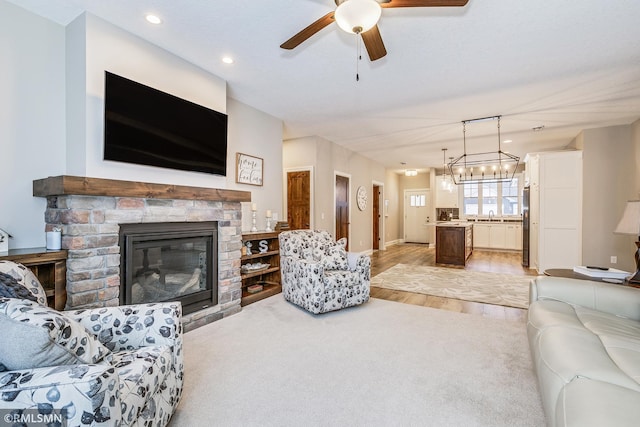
[{"xmin": 435, "ymin": 223, "xmax": 473, "ymax": 266}]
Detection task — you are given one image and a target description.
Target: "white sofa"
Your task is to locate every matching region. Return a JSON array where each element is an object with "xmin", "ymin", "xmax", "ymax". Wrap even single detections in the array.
[{"xmin": 527, "ymin": 276, "xmax": 640, "ymax": 426}]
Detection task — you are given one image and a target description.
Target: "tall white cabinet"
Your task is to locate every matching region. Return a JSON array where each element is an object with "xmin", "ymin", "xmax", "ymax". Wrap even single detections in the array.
[{"xmin": 525, "ymin": 151, "xmax": 583, "ymax": 274}]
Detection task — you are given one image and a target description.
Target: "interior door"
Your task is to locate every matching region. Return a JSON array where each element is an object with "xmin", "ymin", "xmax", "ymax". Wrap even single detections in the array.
[
  {"xmin": 405, "ymin": 190, "xmax": 430, "ymax": 243},
  {"xmin": 373, "ymin": 185, "xmax": 380, "ymax": 250},
  {"xmin": 287, "ymin": 171, "xmax": 311, "ymax": 230},
  {"xmin": 335, "ymin": 175, "xmax": 349, "ymax": 249}
]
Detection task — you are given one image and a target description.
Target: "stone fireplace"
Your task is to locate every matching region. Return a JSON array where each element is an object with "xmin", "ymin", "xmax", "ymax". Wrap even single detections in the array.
[{"xmin": 33, "ymin": 175, "xmax": 251, "ymax": 331}]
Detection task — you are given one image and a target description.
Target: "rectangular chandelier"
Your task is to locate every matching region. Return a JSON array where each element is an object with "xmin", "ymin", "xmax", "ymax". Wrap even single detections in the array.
[{"xmin": 447, "ymin": 115, "xmax": 520, "ymax": 185}]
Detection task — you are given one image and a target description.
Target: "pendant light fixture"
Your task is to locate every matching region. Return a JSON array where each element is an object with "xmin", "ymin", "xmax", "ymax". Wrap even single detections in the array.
[
  {"xmin": 448, "ymin": 115, "xmax": 519, "ymax": 185},
  {"xmin": 441, "ymin": 148, "xmax": 453, "ymax": 192}
]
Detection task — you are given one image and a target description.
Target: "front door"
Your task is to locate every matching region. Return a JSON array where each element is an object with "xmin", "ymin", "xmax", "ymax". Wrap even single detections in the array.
[
  {"xmin": 335, "ymin": 175, "xmax": 349, "ymax": 249},
  {"xmin": 287, "ymin": 171, "xmax": 311, "ymax": 230},
  {"xmin": 405, "ymin": 190, "xmax": 430, "ymax": 243}
]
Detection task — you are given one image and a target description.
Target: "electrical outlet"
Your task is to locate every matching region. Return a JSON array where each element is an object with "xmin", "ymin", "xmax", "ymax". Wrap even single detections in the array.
[{"xmin": 611, "ymin": 256, "xmax": 617, "ymax": 264}]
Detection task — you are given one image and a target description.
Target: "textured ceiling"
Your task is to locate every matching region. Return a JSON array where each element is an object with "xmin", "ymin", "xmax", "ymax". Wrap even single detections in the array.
[{"xmin": 9, "ymin": 0, "xmax": 640, "ymax": 172}]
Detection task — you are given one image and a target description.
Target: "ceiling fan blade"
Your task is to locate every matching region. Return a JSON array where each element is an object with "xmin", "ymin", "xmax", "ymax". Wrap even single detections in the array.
[
  {"xmin": 381, "ymin": 0, "xmax": 469, "ymax": 8},
  {"xmin": 361, "ymin": 25, "xmax": 387, "ymax": 61},
  {"xmin": 280, "ymin": 12, "xmax": 336, "ymax": 50}
]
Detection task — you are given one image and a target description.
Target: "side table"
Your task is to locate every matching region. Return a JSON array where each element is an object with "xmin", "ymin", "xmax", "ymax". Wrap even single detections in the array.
[{"xmin": 544, "ymin": 268, "xmax": 638, "ymax": 287}]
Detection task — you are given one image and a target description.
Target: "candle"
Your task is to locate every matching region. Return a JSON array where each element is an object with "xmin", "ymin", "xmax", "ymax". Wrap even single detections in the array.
[
  {"xmin": 266, "ymin": 209, "xmax": 272, "ymax": 218},
  {"xmin": 251, "ymin": 203, "xmax": 257, "ymax": 211}
]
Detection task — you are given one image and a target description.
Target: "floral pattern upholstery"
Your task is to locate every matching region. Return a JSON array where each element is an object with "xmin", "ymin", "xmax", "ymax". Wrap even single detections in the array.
[
  {"xmin": 279, "ymin": 230, "xmax": 370, "ymax": 314},
  {"xmin": 0, "ymin": 260, "xmax": 48, "ymax": 306},
  {"xmin": 0, "ymin": 296, "xmax": 183, "ymax": 427}
]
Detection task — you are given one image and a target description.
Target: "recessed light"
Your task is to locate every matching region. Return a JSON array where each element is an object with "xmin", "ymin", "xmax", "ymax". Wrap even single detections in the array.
[
  {"xmin": 145, "ymin": 14, "xmax": 162, "ymax": 25},
  {"xmin": 503, "ymin": 139, "xmax": 512, "ymax": 144},
  {"xmin": 222, "ymin": 56, "xmax": 234, "ymax": 64}
]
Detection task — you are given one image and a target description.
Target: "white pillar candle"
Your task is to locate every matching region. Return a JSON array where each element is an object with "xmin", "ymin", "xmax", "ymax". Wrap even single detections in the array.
[
  {"xmin": 266, "ymin": 210, "xmax": 272, "ymax": 218},
  {"xmin": 251, "ymin": 203, "xmax": 257, "ymax": 211}
]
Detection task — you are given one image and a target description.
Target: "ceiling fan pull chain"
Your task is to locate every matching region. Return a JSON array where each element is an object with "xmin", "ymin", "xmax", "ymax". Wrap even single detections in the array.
[{"xmin": 356, "ymin": 35, "xmax": 361, "ymax": 81}]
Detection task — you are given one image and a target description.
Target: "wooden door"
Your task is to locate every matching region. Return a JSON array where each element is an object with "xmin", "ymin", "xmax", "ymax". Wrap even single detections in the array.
[
  {"xmin": 287, "ymin": 171, "xmax": 311, "ymax": 230},
  {"xmin": 373, "ymin": 185, "xmax": 380, "ymax": 250},
  {"xmin": 335, "ymin": 175, "xmax": 349, "ymax": 249}
]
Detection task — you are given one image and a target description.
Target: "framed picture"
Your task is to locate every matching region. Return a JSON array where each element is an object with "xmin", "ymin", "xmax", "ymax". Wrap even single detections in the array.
[{"xmin": 236, "ymin": 153, "xmax": 264, "ymax": 186}]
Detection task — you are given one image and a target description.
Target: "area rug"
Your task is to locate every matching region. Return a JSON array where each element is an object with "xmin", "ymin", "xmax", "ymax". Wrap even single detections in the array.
[
  {"xmin": 170, "ymin": 296, "xmax": 544, "ymax": 427},
  {"xmin": 371, "ymin": 264, "xmax": 532, "ymax": 308}
]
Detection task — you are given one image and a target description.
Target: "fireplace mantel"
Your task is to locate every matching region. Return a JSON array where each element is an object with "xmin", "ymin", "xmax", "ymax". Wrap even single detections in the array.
[
  {"xmin": 33, "ymin": 175, "xmax": 248, "ymax": 331},
  {"xmin": 33, "ymin": 175, "xmax": 251, "ymax": 202}
]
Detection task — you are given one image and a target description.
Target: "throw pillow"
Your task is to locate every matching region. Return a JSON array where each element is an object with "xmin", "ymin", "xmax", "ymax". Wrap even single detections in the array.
[
  {"xmin": 0, "ymin": 261, "xmax": 48, "ymax": 306},
  {"xmin": 321, "ymin": 244, "xmax": 349, "ymax": 271},
  {"xmin": 0, "ymin": 297, "xmax": 111, "ymax": 371},
  {"xmin": 0, "ymin": 272, "xmax": 38, "ymax": 302}
]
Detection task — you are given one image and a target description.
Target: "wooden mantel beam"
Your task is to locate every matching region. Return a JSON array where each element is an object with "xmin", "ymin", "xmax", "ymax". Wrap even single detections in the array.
[{"xmin": 33, "ymin": 175, "xmax": 252, "ymax": 202}]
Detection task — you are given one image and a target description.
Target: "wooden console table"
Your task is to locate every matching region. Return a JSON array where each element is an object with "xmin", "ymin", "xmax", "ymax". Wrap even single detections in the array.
[{"xmin": 0, "ymin": 248, "xmax": 68, "ymax": 309}]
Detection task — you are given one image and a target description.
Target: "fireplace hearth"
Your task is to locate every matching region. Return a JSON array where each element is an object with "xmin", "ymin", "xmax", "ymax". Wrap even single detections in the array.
[{"xmin": 119, "ymin": 222, "xmax": 217, "ymax": 315}]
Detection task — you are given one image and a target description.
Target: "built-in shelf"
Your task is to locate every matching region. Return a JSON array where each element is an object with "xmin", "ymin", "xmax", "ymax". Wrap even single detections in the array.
[
  {"xmin": 0, "ymin": 248, "xmax": 68, "ymax": 310},
  {"xmin": 240, "ymin": 231, "xmax": 281, "ymax": 307}
]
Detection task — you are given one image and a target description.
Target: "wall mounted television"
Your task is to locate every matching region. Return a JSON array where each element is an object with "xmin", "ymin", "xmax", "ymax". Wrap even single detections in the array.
[{"xmin": 103, "ymin": 71, "xmax": 228, "ymax": 176}]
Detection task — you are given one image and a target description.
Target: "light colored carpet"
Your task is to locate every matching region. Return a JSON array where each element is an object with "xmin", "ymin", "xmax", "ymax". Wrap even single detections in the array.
[
  {"xmin": 371, "ymin": 264, "xmax": 533, "ymax": 309},
  {"xmin": 170, "ymin": 296, "xmax": 544, "ymax": 427}
]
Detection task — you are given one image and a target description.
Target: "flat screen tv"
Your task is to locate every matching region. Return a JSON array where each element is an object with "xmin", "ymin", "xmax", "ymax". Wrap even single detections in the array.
[{"xmin": 103, "ymin": 71, "xmax": 228, "ymax": 176}]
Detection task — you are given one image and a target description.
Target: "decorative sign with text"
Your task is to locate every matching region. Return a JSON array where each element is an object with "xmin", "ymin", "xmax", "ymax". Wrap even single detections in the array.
[{"xmin": 236, "ymin": 153, "xmax": 263, "ymax": 186}]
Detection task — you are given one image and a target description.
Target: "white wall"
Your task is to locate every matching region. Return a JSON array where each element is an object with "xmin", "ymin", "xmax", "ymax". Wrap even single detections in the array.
[
  {"xmin": 226, "ymin": 98, "xmax": 283, "ymax": 232},
  {"xmin": 72, "ymin": 13, "xmax": 228, "ymax": 188},
  {"xmin": 283, "ymin": 136, "xmax": 386, "ymax": 253},
  {"xmin": 1, "ymin": 5, "xmax": 283, "ymax": 248},
  {"xmin": 0, "ymin": 1, "xmax": 66, "ymax": 249},
  {"xmin": 575, "ymin": 125, "xmax": 636, "ymax": 271}
]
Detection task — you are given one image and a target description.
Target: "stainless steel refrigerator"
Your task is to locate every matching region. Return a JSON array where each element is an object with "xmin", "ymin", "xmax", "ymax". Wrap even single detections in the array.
[{"xmin": 522, "ymin": 186, "xmax": 530, "ymax": 267}]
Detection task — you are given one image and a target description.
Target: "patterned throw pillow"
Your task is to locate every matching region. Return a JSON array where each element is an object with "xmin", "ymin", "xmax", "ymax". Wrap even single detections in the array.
[
  {"xmin": 321, "ymin": 244, "xmax": 349, "ymax": 271},
  {"xmin": 0, "ymin": 272, "xmax": 38, "ymax": 302},
  {"xmin": 0, "ymin": 261, "xmax": 48, "ymax": 306},
  {"xmin": 0, "ymin": 298, "xmax": 111, "ymax": 371}
]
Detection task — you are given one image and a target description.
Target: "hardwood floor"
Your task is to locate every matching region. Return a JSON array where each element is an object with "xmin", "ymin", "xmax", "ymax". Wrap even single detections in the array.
[{"xmin": 370, "ymin": 244, "xmax": 538, "ymax": 322}]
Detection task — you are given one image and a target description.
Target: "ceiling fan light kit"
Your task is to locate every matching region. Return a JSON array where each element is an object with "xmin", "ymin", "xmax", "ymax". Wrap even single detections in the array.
[
  {"xmin": 280, "ymin": 0, "xmax": 469, "ymax": 62},
  {"xmin": 335, "ymin": 0, "xmax": 382, "ymax": 34}
]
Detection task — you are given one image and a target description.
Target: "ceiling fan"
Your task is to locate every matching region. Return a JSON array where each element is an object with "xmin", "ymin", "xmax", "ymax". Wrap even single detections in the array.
[{"xmin": 280, "ymin": 0, "xmax": 469, "ymax": 61}]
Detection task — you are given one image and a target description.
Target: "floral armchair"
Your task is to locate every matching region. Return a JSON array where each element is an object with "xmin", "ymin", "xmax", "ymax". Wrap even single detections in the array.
[
  {"xmin": 279, "ymin": 230, "xmax": 370, "ymax": 314},
  {"xmin": 0, "ymin": 260, "xmax": 183, "ymax": 427}
]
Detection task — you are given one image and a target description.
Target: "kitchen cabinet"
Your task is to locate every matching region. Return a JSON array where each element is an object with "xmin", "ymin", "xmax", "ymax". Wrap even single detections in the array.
[
  {"xmin": 473, "ymin": 224, "xmax": 490, "ymax": 248},
  {"xmin": 489, "ymin": 225, "xmax": 506, "ymax": 249},
  {"xmin": 505, "ymin": 223, "xmax": 522, "ymax": 250},
  {"xmin": 435, "ymin": 176, "xmax": 458, "ymax": 208},
  {"xmin": 525, "ymin": 151, "xmax": 582, "ymax": 273},
  {"xmin": 472, "ymin": 222, "xmax": 520, "ymax": 250},
  {"xmin": 435, "ymin": 223, "xmax": 473, "ymax": 266}
]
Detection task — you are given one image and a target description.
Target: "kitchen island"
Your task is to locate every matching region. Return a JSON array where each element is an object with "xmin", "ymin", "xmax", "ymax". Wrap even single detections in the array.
[{"xmin": 435, "ymin": 222, "xmax": 473, "ymax": 266}]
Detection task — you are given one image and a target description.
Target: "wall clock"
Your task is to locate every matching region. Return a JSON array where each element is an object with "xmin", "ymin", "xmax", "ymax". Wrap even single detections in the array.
[{"xmin": 356, "ymin": 186, "xmax": 367, "ymax": 211}]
